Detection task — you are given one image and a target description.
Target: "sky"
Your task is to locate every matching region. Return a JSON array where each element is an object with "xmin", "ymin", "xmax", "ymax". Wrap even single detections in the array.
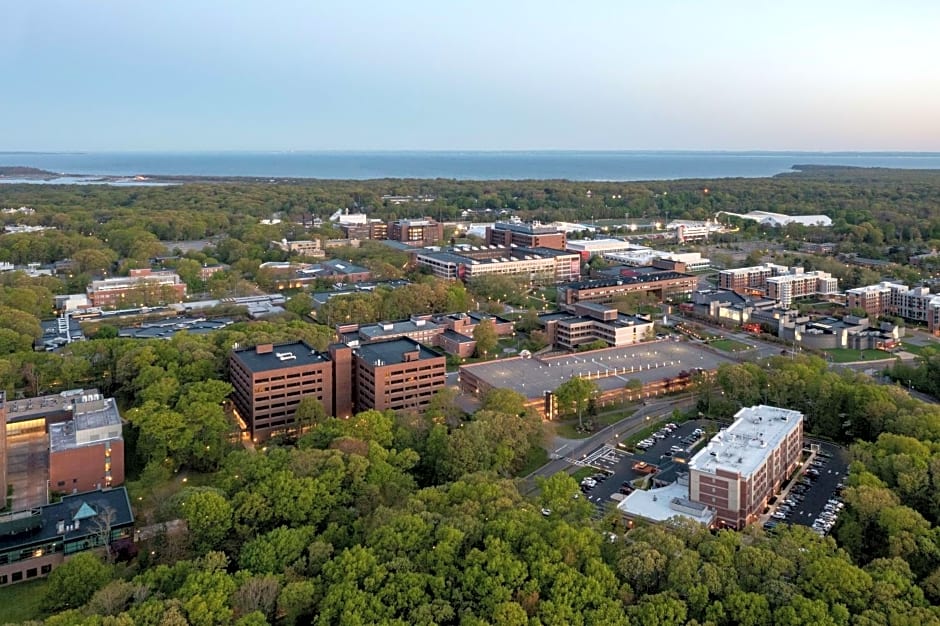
[{"xmin": 3, "ymin": 1, "xmax": 939, "ymax": 152}]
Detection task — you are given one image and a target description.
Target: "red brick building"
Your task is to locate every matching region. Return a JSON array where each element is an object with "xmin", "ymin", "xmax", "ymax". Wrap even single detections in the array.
[
  {"xmin": 557, "ymin": 271, "xmax": 697, "ymax": 308},
  {"xmin": 229, "ymin": 342, "xmax": 335, "ymax": 441},
  {"xmin": 688, "ymin": 406, "xmax": 803, "ymax": 529},
  {"xmin": 86, "ymin": 268, "xmax": 187, "ymax": 308},
  {"xmin": 387, "ymin": 218, "xmax": 443, "ymax": 246},
  {"xmin": 353, "ymin": 338, "xmax": 446, "ymax": 412},
  {"xmin": 48, "ymin": 395, "xmax": 125, "ymax": 494},
  {"xmin": 485, "ymin": 221, "xmax": 566, "ymax": 250},
  {"xmin": 230, "ymin": 337, "xmax": 447, "ymax": 440}
]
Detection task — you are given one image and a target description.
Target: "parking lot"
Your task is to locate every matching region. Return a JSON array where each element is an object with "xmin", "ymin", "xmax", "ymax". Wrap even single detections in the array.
[
  {"xmin": 571, "ymin": 419, "xmax": 711, "ymax": 518},
  {"xmin": 763, "ymin": 441, "xmax": 849, "ymax": 535}
]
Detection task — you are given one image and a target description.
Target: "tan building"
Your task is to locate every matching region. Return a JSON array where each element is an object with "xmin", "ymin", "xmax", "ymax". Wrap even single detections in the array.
[
  {"xmin": 86, "ymin": 269, "xmax": 186, "ymax": 308},
  {"xmin": 353, "ymin": 338, "xmax": 446, "ymax": 412},
  {"xmin": 846, "ymin": 282, "xmax": 940, "ymax": 335},
  {"xmin": 543, "ymin": 303, "xmax": 654, "ymax": 350},
  {"xmin": 688, "ymin": 405, "xmax": 803, "ymax": 529},
  {"xmin": 718, "ymin": 263, "xmax": 789, "ymax": 293},
  {"xmin": 765, "ymin": 270, "xmax": 838, "ymax": 307},
  {"xmin": 416, "ymin": 246, "xmax": 581, "ymax": 283},
  {"xmin": 273, "ymin": 239, "xmax": 326, "ymax": 258}
]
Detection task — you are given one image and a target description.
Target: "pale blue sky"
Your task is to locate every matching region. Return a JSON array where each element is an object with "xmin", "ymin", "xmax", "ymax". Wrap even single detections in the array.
[{"xmin": 4, "ymin": 1, "xmax": 938, "ymax": 151}]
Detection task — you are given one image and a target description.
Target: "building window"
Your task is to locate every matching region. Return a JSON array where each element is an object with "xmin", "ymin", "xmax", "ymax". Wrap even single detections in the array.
[
  {"xmin": 40, "ymin": 564, "xmax": 52, "ymax": 575},
  {"xmin": 11, "ymin": 572, "xmax": 22, "ymax": 582},
  {"xmin": 26, "ymin": 568, "xmax": 37, "ymax": 579}
]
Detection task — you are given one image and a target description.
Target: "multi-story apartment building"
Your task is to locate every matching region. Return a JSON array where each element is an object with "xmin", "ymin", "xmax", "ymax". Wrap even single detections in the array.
[
  {"xmin": 86, "ymin": 269, "xmax": 187, "ymax": 308},
  {"xmin": 557, "ymin": 270, "xmax": 697, "ymax": 308},
  {"xmin": 718, "ymin": 263, "xmax": 789, "ymax": 293},
  {"xmin": 353, "ymin": 338, "xmax": 446, "ymax": 412},
  {"xmin": 229, "ymin": 342, "xmax": 336, "ymax": 441},
  {"xmin": 387, "ymin": 218, "xmax": 443, "ymax": 246},
  {"xmin": 416, "ymin": 246, "xmax": 581, "ymax": 283},
  {"xmin": 485, "ymin": 221, "xmax": 567, "ymax": 250},
  {"xmin": 765, "ymin": 270, "xmax": 838, "ymax": 307},
  {"xmin": 688, "ymin": 405, "xmax": 803, "ymax": 529},
  {"xmin": 846, "ymin": 282, "xmax": 940, "ymax": 335}
]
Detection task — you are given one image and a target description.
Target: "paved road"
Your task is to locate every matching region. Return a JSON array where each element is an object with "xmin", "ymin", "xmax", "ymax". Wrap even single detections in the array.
[{"xmin": 523, "ymin": 395, "xmax": 696, "ymax": 485}]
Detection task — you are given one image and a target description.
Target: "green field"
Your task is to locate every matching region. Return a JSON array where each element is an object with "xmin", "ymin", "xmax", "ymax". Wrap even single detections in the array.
[
  {"xmin": 897, "ymin": 342, "xmax": 939, "ymax": 357},
  {"xmin": 823, "ymin": 348, "xmax": 895, "ymax": 363},
  {"xmin": 0, "ymin": 578, "xmax": 47, "ymax": 623},
  {"xmin": 709, "ymin": 339, "xmax": 752, "ymax": 353}
]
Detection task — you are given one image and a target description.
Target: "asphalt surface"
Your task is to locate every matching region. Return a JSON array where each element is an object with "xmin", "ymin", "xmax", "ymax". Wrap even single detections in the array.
[
  {"xmin": 764, "ymin": 441, "xmax": 849, "ymax": 533},
  {"xmin": 524, "ymin": 395, "xmax": 697, "ymax": 485},
  {"xmin": 575, "ymin": 420, "xmax": 710, "ymax": 518}
]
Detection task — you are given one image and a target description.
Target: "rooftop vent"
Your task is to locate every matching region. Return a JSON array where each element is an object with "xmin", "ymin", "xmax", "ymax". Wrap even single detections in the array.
[{"xmin": 275, "ymin": 352, "xmax": 296, "ymax": 361}]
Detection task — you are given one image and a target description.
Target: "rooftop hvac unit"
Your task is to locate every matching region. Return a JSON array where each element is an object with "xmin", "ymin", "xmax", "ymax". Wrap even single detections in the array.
[{"xmin": 275, "ymin": 352, "xmax": 296, "ymax": 361}]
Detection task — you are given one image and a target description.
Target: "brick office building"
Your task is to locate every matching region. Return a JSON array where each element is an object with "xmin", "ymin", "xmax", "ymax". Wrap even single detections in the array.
[
  {"xmin": 229, "ymin": 342, "xmax": 336, "ymax": 441},
  {"xmin": 557, "ymin": 270, "xmax": 697, "ymax": 308},
  {"xmin": 86, "ymin": 269, "xmax": 187, "ymax": 308},
  {"xmin": 353, "ymin": 338, "xmax": 446, "ymax": 412},
  {"xmin": 229, "ymin": 338, "xmax": 445, "ymax": 440},
  {"xmin": 387, "ymin": 218, "xmax": 443, "ymax": 246},
  {"xmin": 0, "ymin": 393, "xmax": 6, "ymax": 503},
  {"xmin": 48, "ymin": 395, "xmax": 124, "ymax": 494},
  {"xmin": 687, "ymin": 405, "xmax": 803, "ymax": 529},
  {"xmin": 485, "ymin": 221, "xmax": 567, "ymax": 250}
]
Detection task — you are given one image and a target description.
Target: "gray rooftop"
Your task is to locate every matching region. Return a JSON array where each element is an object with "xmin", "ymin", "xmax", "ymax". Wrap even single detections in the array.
[
  {"xmin": 461, "ymin": 341, "xmax": 734, "ymax": 399},
  {"xmin": 358, "ymin": 318, "xmax": 441, "ymax": 341},
  {"xmin": 355, "ymin": 337, "xmax": 442, "ymax": 367},
  {"xmin": 688, "ymin": 405, "xmax": 803, "ymax": 478},
  {"xmin": 233, "ymin": 341, "xmax": 328, "ymax": 372},
  {"xmin": 441, "ymin": 329, "xmax": 475, "ymax": 344},
  {"xmin": 5, "ymin": 389, "xmax": 99, "ymax": 424},
  {"xmin": 562, "ymin": 271, "xmax": 692, "ymax": 291},
  {"xmin": 49, "ymin": 396, "xmax": 123, "ymax": 452},
  {"xmin": 0, "ymin": 487, "xmax": 133, "ymax": 553}
]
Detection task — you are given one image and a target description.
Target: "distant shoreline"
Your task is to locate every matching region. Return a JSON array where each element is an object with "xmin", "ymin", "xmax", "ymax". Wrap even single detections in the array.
[{"xmin": 3, "ymin": 151, "xmax": 940, "ymax": 184}]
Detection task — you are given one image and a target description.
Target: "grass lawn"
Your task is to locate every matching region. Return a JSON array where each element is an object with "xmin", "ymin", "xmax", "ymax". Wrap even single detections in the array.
[
  {"xmin": 571, "ymin": 466, "xmax": 596, "ymax": 481},
  {"xmin": 0, "ymin": 578, "xmax": 48, "ymax": 623},
  {"xmin": 898, "ymin": 342, "xmax": 939, "ymax": 357},
  {"xmin": 708, "ymin": 339, "xmax": 752, "ymax": 353},
  {"xmin": 824, "ymin": 348, "xmax": 896, "ymax": 363}
]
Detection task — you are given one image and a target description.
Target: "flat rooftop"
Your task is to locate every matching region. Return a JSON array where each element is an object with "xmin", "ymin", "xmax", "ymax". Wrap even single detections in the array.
[
  {"xmin": 49, "ymin": 397, "xmax": 123, "ymax": 452},
  {"xmin": 233, "ymin": 341, "xmax": 328, "ymax": 372},
  {"xmin": 562, "ymin": 271, "xmax": 692, "ymax": 291},
  {"xmin": 359, "ymin": 319, "xmax": 441, "ymax": 341},
  {"xmin": 688, "ymin": 405, "xmax": 803, "ymax": 478},
  {"xmin": 355, "ymin": 337, "xmax": 442, "ymax": 366},
  {"xmin": 5, "ymin": 389, "xmax": 99, "ymax": 424},
  {"xmin": 616, "ymin": 481, "xmax": 716, "ymax": 525},
  {"xmin": 460, "ymin": 341, "xmax": 734, "ymax": 399}
]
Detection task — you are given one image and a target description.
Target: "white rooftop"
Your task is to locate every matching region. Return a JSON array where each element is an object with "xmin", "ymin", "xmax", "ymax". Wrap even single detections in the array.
[
  {"xmin": 565, "ymin": 238, "xmax": 637, "ymax": 253},
  {"xmin": 688, "ymin": 405, "xmax": 803, "ymax": 479},
  {"xmin": 616, "ymin": 481, "xmax": 716, "ymax": 525}
]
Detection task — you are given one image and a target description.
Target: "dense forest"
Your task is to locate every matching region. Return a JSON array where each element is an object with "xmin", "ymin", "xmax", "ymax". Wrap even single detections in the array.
[{"xmin": 18, "ymin": 355, "xmax": 940, "ymax": 626}]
